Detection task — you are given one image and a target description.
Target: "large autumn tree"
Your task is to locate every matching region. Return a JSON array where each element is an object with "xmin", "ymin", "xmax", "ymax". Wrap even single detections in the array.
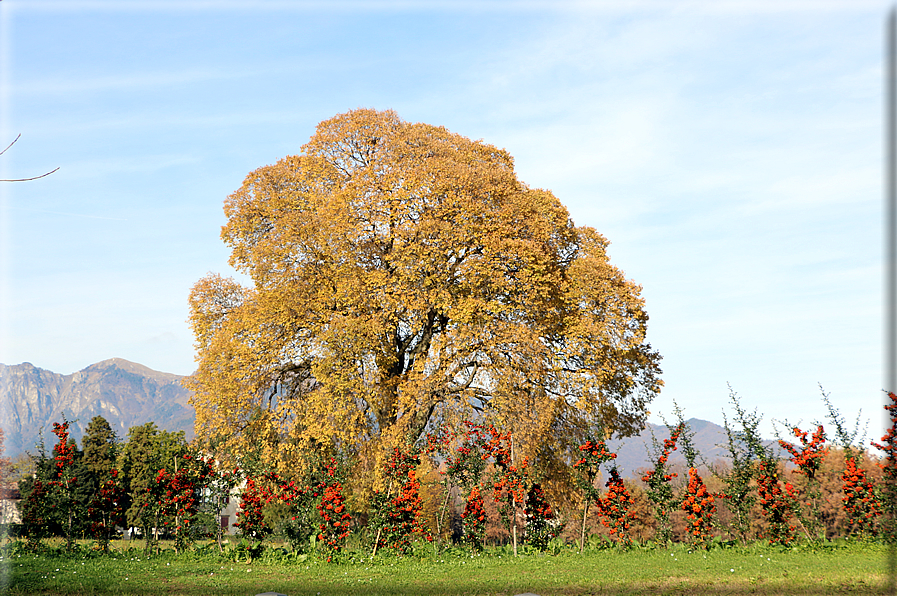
[{"xmin": 187, "ymin": 109, "xmax": 662, "ymax": 481}]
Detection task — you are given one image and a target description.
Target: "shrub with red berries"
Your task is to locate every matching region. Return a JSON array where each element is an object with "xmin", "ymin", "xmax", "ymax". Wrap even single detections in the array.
[
  {"xmin": 779, "ymin": 424, "xmax": 828, "ymax": 540},
  {"xmin": 235, "ymin": 457, "xmax": 353, "ymax": 559},
  {"xmin": 574, "ymin": 439, "xmax": 617, "ymax": 498},
  {"xmin": 482, "ymin": 426, "xmax": 528, "ymax": 552},
  {"xmin": 573, "ymin": 437, "xmax": 616, "ymax": 552},
  {"xmin": 680, "ymin": 467, "xmax": 715, "ymax": 549},
  {"xmin": 597, "ymin": 467, "xmax": 638, "ymax": 547},
  {"xmin": 371, "ymin": 447, "xmax": 430, "ymax": 555},
  {"xmin": 234, "ymin": 471, "xmax": 281, "ymax": 541},
  {"xmin": 780, "ymin": 425, "xmax": 828, "ymax": 482},
  {"xmin": 164, "ymin": 454, "xmax": 220, "ymax": 553},
  {"xmin": 841, "ymin": 455, "xmax": 880, "ymax": 537},
  {"xmin": 460, "ymin": 485, "xmax": 487, "ymax": 551},
  {"xmin": 524, "ymin": 483, "xmax": 555, "ymax": 551},
  {"xmin": 49, "ymin": 421, "xmax": 80, "ymax": 551},
  {"xmin": 641, "ymin": 423, "xmax": 683, "ymax": 545},
  {"xmin": 316, "ymin": 459, "xmax": 352, "ymax": 559},
  {"xmin": 755, "ymin": 460, "xmax": 798, "ymax": 546}
]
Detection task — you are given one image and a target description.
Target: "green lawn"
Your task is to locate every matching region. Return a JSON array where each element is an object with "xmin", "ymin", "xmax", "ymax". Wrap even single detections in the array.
[{"xmin": 1, "ymin": 542, "xmax": 890, "ymax": 596}]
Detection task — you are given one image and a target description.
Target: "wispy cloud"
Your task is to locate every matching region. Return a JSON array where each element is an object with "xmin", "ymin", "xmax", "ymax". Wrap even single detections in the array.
[
  {"xmin": 56, "ymin": 154, "xmax": 202, "ymax": 179},
  {"xmin": 10, "ymin": 69, "xmax": 250, "ymax": 96},
  {"xmin": 9, "ymin": 207, "xmax": 128, "ymax": 221}
]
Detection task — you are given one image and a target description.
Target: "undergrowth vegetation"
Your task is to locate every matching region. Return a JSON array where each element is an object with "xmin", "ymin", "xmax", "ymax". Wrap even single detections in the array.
[{"xmin": 9, "ymin": 387, "xmax": 897, "ymax": 570}]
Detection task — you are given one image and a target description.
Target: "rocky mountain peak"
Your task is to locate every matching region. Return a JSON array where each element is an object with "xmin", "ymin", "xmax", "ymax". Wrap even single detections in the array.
[{"xmin": 0, "ymin": 359, "xmax": 195, "ymax": 458}]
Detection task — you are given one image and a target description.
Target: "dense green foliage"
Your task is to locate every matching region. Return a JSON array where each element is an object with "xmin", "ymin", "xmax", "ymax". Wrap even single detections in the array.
[{"xmin": 15, "ymin": 417, "xmax": 228, "ymax": 555}]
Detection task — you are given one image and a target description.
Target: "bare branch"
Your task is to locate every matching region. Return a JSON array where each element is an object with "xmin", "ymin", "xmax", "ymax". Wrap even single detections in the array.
[
  {"xmin": 0, "ymin": 167, "xmax": 60, "ymax": 182},
  {"xmin": 0, "ymin": 134, "xmax": 21, "ymax": 157},
  {"xmin": 0, "ymin": 134, "xmax": 60, "ymax": 181}
]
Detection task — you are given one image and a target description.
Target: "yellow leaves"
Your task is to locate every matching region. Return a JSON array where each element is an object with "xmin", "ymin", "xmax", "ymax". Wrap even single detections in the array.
[
  {"xmin": 187, "ymin": 274, "xmax": 247, "ymax": 351},
  {"xmin": 188, "ymin": 108, "xmax": 662, "ymax": 483}
]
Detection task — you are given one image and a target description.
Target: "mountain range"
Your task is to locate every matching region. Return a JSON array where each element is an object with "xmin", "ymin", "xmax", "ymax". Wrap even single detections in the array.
[
  {"xmin": 0, "ymin": 358, "xmax": 763, "ymax": 476},
  {"xmin": 0, "ymin": 358, "xmax": 194, "ymax": 458},
  {"xmin": 606, "ymin": 417, "xmax": 754, "ymax": 477}
]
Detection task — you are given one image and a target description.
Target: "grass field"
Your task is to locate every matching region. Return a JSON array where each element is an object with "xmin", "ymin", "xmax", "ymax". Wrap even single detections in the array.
[{"xmin": 1, "ymin": 541, "xmax": 890, "ymax": 596}]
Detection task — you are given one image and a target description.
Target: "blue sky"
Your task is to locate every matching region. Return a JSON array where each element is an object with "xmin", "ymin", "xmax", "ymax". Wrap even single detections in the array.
[{"xmin": 0, "ymin": 0, "xmax": 890, "ymax": 441}]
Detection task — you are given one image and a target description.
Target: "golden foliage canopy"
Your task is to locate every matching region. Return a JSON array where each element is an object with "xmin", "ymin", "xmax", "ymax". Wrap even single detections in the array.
[{"xmin": 187, "ymin": 109, "xmax": 662, "ymax": 473}]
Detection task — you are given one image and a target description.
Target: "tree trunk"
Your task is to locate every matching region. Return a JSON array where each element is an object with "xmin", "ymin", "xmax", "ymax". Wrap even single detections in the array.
[
  {"xmin": 372, "ymin": 527, "xmax": 383, "ymax": 557},
  {"xmin": 371, "ymin": 482, "xmax": 394, "ymax": 557},
  {"xmin": 511, "ymin": 434, "xmax": 518, "ymax": 557},
  {"xmin": 436, "ymin": 487, "xmax": 451, "ymax": 545},
  {"xmin": 66, "ymin": 509, "xmax": 74, "ymax": 552},
  {"xmin": 217, "ymin": 514, "xmax": 225, "ymax": 553},
  {"xmin": 144, "ymin": 523, "xmax": 153, "ymax": 554},
  {"xmin": 580, "ymin": 497, "xmax": 590, "ymax": 554},
  {"xmin": 512, "ymin": 512, "xmax": 518, "ymax": 557}
]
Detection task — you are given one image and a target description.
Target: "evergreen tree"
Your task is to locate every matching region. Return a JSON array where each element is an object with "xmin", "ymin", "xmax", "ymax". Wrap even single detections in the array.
[{"xmin": 82, "ymin": 416, "xmax": 117, "ymax": 480}]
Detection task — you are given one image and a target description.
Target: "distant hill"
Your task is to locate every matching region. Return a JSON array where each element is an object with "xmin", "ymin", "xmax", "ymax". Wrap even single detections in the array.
[
  {"xmin": 606, "ymin": 418, "xmax": 787, "ymax": 479},
  {"xmin": 607, "ymin": 418, "xmax": 731, "ymax": 478},
  {"xmin": 0, "ymin": 358, "xmax": 195, "ymax": 458}
]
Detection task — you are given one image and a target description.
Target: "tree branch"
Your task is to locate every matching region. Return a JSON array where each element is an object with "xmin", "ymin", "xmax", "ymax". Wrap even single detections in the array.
[
  {"xmin": 0, "ymin": 168, "xmax": 60, "ymax": 182},
  {"xmin": 0, "ymin": 134, "xmax": 60, "ymax": 181},
  {"xmin": 0, "ymin": 134, "xmax": 20, "ymax": 157}
]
